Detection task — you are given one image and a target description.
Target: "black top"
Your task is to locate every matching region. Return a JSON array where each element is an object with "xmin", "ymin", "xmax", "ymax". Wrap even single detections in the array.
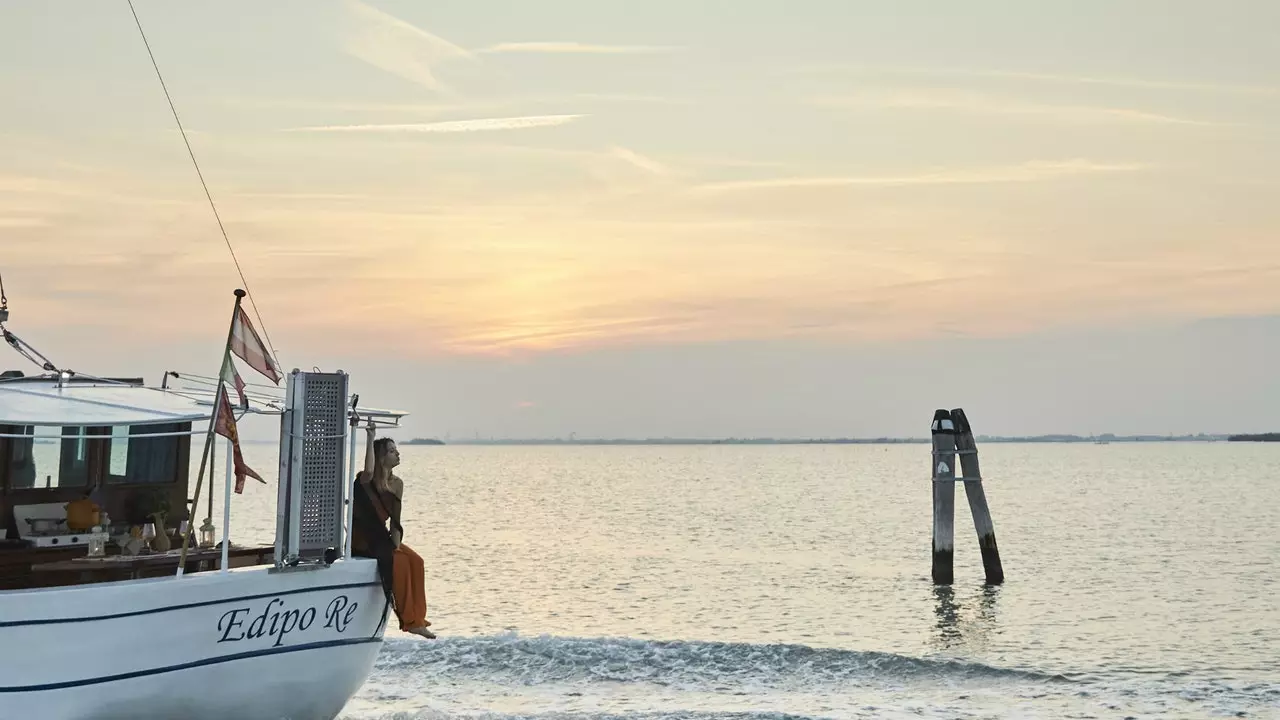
[{"xmin": 350, "ymin": 474, "xmax": 402, "ymax": 607}]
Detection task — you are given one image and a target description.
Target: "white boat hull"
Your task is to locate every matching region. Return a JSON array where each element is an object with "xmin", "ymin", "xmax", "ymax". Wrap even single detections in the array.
[{"xmin": 0, "ymin": 557, "xmax": 388, "ymax": 720}]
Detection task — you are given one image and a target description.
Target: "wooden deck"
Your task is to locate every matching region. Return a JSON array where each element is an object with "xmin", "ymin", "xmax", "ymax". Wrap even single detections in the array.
[{"xmin": 0, "ymin": 542, "xmax": 274, "ymax": 589}]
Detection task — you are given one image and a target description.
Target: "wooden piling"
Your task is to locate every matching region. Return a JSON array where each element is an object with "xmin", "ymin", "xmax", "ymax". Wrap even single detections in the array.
[
  {"xmin": 951, "ymin": 408, "xmax": 1004, "ymax": 585},
  {"xmin": 930, "ymin": 409, "xmax": 956, "ymax": 585}
]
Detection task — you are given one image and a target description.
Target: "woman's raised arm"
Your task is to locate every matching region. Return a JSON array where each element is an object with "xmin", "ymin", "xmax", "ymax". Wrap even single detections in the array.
[{"xmin": 362, "ymin": 422, "xmax": 376, "ymax": 479}]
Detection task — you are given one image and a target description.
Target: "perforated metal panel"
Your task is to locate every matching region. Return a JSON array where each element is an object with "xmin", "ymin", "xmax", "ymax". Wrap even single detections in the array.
[
  {"xmin": 276, "ymin": 370, "xmax": 349, "ymax": 563},
  {"xmin": 298, "ymin": 372, "xmax": 347, "ymax": 551}
]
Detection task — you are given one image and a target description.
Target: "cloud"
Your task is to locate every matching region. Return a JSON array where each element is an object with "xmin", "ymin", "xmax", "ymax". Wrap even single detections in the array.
[
  {"xmin": 213, "ymin": 95, "xmax": 516, "ymax": 117},
  {"xmin": 609, "ymin": 147, "xmax": 671, "ymax": 176},
  {"xmin": 477, "ymin": 42, "xmax": 676, "ymax": 55},
  {"xmin": 0, "ymin": 216, "xmax": 49, "ymax": 228},
  {"xmin": 0, "ymin": 175, "xmax": 85, "ymax": 196},
  {"xmin": 967, "ymin": 69, "xmax": 1278, "ymax": 96},
  {"xmin": 812, "ymin": 91, "xmax": 1221, "ymax": 126},
  {"xmin": 691, "ymin": 160, "xmax": 1147, "ymax": 193},
  {"xmin": 793, "ymin": 64, "xmax": 1279, "ymax": 96},
  {"xmin": 286, "ymin": 114, "xmax": 587, "ymax": 133},
  {"xmin": 341, "ymin": 0, "xmax": 472, "ymax": 93},
  {"xmin": 442, "ymin": 314, "xmax": 703, "ymax": 354},
  {"xmin": 228, "ymin": 192, "xmax": 383, "ymax": 202},
  {"xmin": 573, "ymin": 93, "xmax": 688, "ymax": 105}
]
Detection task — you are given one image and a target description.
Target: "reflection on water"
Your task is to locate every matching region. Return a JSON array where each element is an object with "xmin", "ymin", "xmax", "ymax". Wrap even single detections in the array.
[
  {"xmin": 977, "ymin": 583, "xmax": 1000, "ymax": 623},
  {"xmin": 933, "ymin": 585, "xmax": 962, "ymax": 646},
  {"xmin": 932, "ymin": 582, "xmax": 1001, "ymax": 651}
]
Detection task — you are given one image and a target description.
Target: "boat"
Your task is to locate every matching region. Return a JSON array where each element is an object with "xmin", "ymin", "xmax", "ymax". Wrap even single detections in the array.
[
  {"xmin": 0, "ymin": 291, "xmax": 406, "ymax": 719},
  {"xmin": 0, "ymin": 5, "xmax": 408, "ymax": 716}
]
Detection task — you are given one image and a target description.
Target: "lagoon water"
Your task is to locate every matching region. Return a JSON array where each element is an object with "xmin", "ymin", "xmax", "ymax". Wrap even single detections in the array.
[{"xmin": 222, "ymin": 442, "xmax": 1279, "ymax": 719}]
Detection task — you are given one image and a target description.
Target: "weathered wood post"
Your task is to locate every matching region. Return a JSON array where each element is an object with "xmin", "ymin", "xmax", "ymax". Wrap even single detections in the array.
[
  {"xmin": 952, "ymin": 408, "xmax": 1004, "ymax": 585},
  {"xmin": 930, "ymin": 409, "xmax": 956, "ymax": 585}
]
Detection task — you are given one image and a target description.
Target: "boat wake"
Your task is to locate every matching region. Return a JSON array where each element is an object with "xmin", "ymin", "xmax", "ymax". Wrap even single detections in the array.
[
  {"xmin": 338, "ymin": 633, "xmax": 1279, "ymax": 719},
  {"xmin": 370, "ymin": 632, "xmax": 1067, "ymax": 689}
]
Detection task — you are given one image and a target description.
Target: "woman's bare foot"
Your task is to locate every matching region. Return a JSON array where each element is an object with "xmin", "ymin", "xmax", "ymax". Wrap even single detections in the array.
[{"xmin": 407, "ymin": 626, "xmax": 436, "ymax": 639}]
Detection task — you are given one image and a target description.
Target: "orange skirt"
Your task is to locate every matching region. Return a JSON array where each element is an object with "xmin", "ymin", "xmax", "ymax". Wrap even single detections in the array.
[{"xmin": 392, "ymin": 543, "xmax": 429, "ymax": 631}]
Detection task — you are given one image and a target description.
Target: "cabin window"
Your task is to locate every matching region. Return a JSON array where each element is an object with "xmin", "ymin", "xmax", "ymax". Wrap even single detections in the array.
[
  {"xmin": 105, "ymin": 423, "xmax": 184, "ymax": 485},
  {"xmin": 4, "ymin": 425, "xmax": 91, "ymax": 489}
]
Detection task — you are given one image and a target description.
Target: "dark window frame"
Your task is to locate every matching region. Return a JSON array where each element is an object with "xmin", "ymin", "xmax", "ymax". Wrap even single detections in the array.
[
  {"xmin": 103, "ymin": 422, "xmax": 190, "ymax": 487},
  {"xmin": 0, "ymin": 422, "xmax": 191, "ymax": 491}
]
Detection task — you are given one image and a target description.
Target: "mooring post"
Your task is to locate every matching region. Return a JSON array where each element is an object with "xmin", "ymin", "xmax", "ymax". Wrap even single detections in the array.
[
  {"xmin": 930, "ymin": 409, "xmax": 956, "ymax": 585},
  {"xmin": 951, "ymin": 408, "xmax": 1004, "ymax": 585}
]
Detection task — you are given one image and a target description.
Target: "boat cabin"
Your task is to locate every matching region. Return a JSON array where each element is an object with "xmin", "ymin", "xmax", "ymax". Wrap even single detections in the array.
[{"xmin": 0, "ymin": 372, "xmax": 272, "ymax": 589}]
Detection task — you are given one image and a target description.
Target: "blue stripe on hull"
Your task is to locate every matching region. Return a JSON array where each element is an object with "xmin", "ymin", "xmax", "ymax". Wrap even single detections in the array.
[
  {"xmin": 0, "ymin": 636, "xmax": 383, "ymax": 693},
  {"xmin": 0, "ymin": 581, "xmax": 381, "ymax": 628}
]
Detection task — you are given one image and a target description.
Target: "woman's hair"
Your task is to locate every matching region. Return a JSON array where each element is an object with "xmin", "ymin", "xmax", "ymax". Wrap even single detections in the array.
[{"xmin": 373, "ymin": 437, "xmax": 397, "ymax": 470}]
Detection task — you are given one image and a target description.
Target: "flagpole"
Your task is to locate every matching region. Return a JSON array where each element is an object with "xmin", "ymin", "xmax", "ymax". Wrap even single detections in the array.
[
  {"xmin": 175, "ymin": 431, "xmax": 213, "ymax": 578},
  {"xmin": 207, "ymin": 436, "xmax": 215, "ymax": 528},
  {"xmin": 177, "ymin": 288, "xmax": 245, "ymax": 576}
]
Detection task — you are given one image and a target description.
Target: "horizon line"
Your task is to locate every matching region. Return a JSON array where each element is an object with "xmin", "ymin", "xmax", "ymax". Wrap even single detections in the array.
[{"xmin": 385, "ymin": 431, "xmax": 1261, "ymax": 446}]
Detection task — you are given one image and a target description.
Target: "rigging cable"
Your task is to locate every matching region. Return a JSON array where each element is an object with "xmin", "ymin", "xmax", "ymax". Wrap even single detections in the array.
[
  {"xmin": 125, "ymin": 0, "xmax": 282, "ymax": 371},
  {"xmin": 3, "ymin": 328, "xmax": 59, "ymax": 373},
  {"xmin": 0, "ymin": 270, "xmax": 59, "ymax": 372}
]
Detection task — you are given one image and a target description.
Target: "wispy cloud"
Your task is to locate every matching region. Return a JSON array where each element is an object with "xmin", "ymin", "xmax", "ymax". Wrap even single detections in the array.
[
  {"xmin": 573, "ymin": 93, "xmax": 689, "ymax": 105},
  {"xmin": 691, "ymin": 160, "xmax": 1147, "ymax": 194},
  {"xmin": 286, "ymin": 114, "xmax": 586, "ymax": 133},
  {"xmin": 609, "ymin": 147, "xmax": 671, "ymax": 176},
  {"xmin": 477, "ymin": 42, "xmax": 676, "ymax": 55},
  {"xmin": 792, "ymin": 64, "xmax": 1279, "ymax": 96},
  {"xmin": 219, "ymin": 92, "xmax": 683, "ymax": 115},
  {"xmin": 0, "ymin": 216, "xmax": 48, "ymax": 228},
  {"xmin": 228, "ymin": 192, "xmax": 383, "ymax": 202},
  {"xmin": 213, "ymin": 95, "xmax": 516, "ymax": 117},
  {"xmin": 442, "ymin": 314, "xmax": 702, "ymax": 354},
  {"xmin": 0, "ymin": 175, "xmax": 84, "ymax": 195},
  {"xmin": 812, "ymin": 91, "xmax": 1221, "ymax": 126},
  {"xmin": 342, "ymin": 0, "xmax": 472, "ymax": 93},
  {"xmin": 967, "ymin": 69, "xmax": 1278, "ymax": 96}
]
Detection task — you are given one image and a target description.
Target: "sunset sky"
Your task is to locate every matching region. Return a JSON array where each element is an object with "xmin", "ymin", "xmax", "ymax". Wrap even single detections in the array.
[{"xmin": 2, "ymin": 0, "xmax": 1278, "ymax": 439}]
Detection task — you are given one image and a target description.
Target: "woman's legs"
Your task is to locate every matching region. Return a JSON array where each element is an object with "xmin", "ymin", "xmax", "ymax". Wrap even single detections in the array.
[{"xmin": 392, "ymin": 543, "xmax": 430, "ymax": 633}]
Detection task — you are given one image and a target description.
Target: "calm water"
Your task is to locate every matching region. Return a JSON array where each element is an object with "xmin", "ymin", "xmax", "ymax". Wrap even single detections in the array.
[{"xmin": 217, "ymin": 442, "xmax": 1280, "ymax": 719}]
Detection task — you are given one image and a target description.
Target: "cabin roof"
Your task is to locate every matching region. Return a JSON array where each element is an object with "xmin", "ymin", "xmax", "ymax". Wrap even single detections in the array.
[{"xmin": 0, "ymin": 379, "xmax": 210, "ymax": 427}]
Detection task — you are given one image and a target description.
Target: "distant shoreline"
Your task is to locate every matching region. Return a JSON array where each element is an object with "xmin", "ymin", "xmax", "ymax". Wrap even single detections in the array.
[
  {"xmin": 400, "ymin": 433, "xmax": 1262, "ymax": 446},
  {"xmin": 246, "ymin": 432, "xmax": 1280, "ymax": 447}
]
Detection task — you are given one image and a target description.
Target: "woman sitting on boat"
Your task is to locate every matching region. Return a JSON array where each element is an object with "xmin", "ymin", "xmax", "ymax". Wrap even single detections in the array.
[{"xmin": 351, "ymin": 424, "xmax": 435, "ymax": 639}]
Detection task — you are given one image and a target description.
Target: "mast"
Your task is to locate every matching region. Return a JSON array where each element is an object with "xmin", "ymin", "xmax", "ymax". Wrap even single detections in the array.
[{"xmin": 176, "ymin": 290, "xmax": 246, "ymax": 573}]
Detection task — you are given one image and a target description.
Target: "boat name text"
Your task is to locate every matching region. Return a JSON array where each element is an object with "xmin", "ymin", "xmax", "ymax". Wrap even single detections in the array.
[{"xmin": 216, "ymin": 594, "xmax": 360, "ymax": 646}]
